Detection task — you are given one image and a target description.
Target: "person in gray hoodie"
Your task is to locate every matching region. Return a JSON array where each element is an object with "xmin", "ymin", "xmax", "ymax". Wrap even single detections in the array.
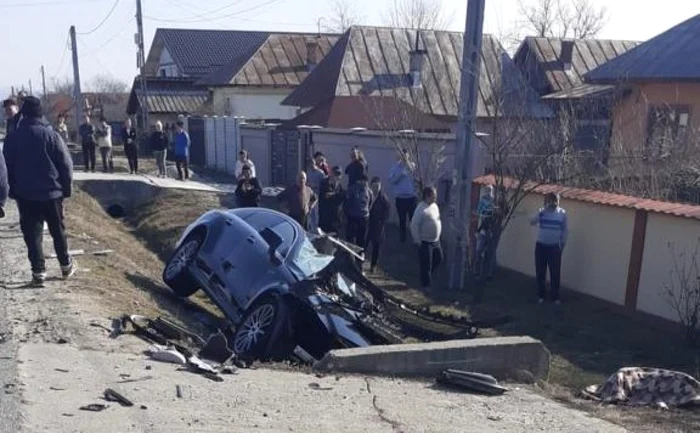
[
  {"xmin": 3, "ymin": 97, "xmax": 75, "ymax": 287},
  {"xmin": 388, "ymin": 149, "xmax": 417, "ymax": 243}
]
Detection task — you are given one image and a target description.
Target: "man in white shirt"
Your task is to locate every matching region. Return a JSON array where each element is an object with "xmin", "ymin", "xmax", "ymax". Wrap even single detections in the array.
[
  {"xmin": 235, "ymin": 150, "xmax": 256, "ymax": 180},
  {"xmin": 410, "ymin": 186, "xmax": 443, "ymax": 291},
  {"xmin": 96, "ymin": 117, "xmax": 113, "ymax": 173}
]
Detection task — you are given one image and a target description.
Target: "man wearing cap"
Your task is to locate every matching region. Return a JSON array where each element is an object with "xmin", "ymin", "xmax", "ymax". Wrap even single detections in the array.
[
  {"xmin": 3, "ymin": 96, "xmax": 75, "ymax": 287},
  {"xmin": 318, "ymin": 165, "xmax": 345, "ymax": 234}
]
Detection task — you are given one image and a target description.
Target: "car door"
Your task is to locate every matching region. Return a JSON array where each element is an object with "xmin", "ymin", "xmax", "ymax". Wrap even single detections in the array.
[{"xmin": 218, "ymin": 215, "xmax": 271, "ymax": 308}]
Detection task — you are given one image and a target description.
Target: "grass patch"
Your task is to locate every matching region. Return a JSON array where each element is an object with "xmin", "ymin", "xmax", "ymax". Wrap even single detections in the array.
[{"xmin": 63, "ymin": 187, "xmax": 219, "ymax": 332}]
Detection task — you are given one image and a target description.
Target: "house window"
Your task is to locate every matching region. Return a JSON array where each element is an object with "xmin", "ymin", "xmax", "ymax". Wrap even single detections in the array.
[{"xmin": 646, "ymin": 104, "xmax": 691, "ymax": 158}]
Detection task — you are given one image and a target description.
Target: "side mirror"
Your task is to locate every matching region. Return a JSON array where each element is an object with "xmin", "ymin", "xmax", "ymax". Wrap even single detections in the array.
[{"xmin": 260, "ymin": 227, "xmax": 283, "ymax": 266}]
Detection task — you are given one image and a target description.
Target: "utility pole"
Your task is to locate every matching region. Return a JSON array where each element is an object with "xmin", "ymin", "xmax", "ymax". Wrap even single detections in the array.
[
  {"xmin": 135, "ymin": 0, "xmax": 149, "ymax": 133},
  {"xmin": 41, "ymin": 65, "xmax": 48, "ymax": 105},
  {"xmin": 28, "ymin": 80, "xmax": 33, "ymax": 95},
  {"xmin": 70, "ymin": 25, "xmax": 84, "ymax": 138},
  {"xmin": 447, "ymin": 0, "xmax": 486, "ymax": 291}
]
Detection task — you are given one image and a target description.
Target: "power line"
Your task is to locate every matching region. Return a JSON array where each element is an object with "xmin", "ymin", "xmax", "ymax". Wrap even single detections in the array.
[
  {"xmin": 55, "ymin": 33, "xmax": 71, "ymax": 77},
  {"xmin": 164, "ymin": 0, "xmax": 247, "ymax": 21},
  {"xmin": 0, "ymin": 0, "xmax": 106, "ymax": 8},
  {"xmin": 145, "ymin": 0, "xmax": 286, "ymax": 24},
  {"xmin": 78, "ymin": 0, "xmax": 121, "ymax": 35},
  {"xmin": 88, "ymin": 15, "xmax": 135, "ymax": 53}
]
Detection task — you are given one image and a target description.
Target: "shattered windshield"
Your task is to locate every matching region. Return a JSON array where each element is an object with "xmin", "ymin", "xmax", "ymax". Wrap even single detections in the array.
[{"xmin": 290, "ymin": 236, "xmax": 334, "ymax": 278}]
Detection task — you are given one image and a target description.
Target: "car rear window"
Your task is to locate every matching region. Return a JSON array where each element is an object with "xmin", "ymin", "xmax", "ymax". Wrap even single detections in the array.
[{"xmin": 238, "ymin": 211, "xmax": 297, "ymax": 258}]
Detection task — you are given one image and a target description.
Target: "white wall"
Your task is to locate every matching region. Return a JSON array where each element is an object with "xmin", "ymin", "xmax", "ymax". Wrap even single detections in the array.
[
  {"xmin": 211, "ymin": 87, "xmax": 299, "ymax": 120},
  {"xmin": 240, "ymin": 127, "xmax": 272, "ymax": 186},
  {"xmin": 157, "ymin": 48, "xmax": 180, "ymax": 77},
  {"xmin": 637, "ymin": 214, "xmax": 700, "ymax": 322},
  {"xmin": 497, "ymin": 193, "xmax": 635, "ymax": 306}
]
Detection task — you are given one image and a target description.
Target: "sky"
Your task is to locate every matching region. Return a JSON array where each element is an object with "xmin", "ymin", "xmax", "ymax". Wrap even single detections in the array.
[{"xmin": 1, "ymin": 0, "xmax": 698, "ymax": 98}]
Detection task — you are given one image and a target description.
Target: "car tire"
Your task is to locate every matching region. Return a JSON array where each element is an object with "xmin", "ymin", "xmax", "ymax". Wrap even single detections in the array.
[
  {"xmin": 232, "ymin": 294, "xmax": 294, "ymax": 361},
  {"xmin": 162, "ymin": 231, "xmax": 204, "ymax": 297}
]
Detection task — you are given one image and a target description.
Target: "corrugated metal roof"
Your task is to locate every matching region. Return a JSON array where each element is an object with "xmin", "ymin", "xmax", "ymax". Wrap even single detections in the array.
[
  {"xmin": 515, "ymin": 37, "xmax": 640, "ymax": 94},
  {"xmin": 281, "ymin": 26, "xmax": 552, "ymax": 119},
  {"xmin": 280, "ymin": 95, "xmax": 452, "ymax": 130},
  {"xmin": 156, "ymin": 28, "xmax": 272, "ymax": 78},
  {"xmin": 127, "ymin": 77, "xmax": 208, "ymax": 115},
  {"xmin": 228, "ymin": 34, "xmax": 340, "ymax": 87},
  {"xmin": 541, "ymin": 84, "xmax": 615, "ymax": 100},
  {"xmin": 586, "ymin": 14, "xmax": 700, "ymax": 83},
  {"xmin": 474, "ymin": 175, "xmax": 700, "ymax": 221}
]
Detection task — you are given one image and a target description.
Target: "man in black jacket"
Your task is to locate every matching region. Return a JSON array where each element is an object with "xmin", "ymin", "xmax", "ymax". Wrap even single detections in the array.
[
  {"xmin": 318, "ymin": 166, "xmax": 345, "ymax": 235},
  {"xmin": 235, "ymin": 164, "xmax": 262, "ymax": 207},
  {"xmin": 78, "ymin": 114, "xmax": 97, "ymax": 172},
  {"xmin": 3, "ymin": 96, "xmax": 75, "ymax": 287},
  {"xmin": 0, "ymin": 144, "xmax": 7, "ymax": 219},
  {"xmin": 366, "ymin": 176, "xmax": 390, "ymax": 273},
  {"xmin": 3, "ymin": 98, "xmax": 21, "ymax": 136}
]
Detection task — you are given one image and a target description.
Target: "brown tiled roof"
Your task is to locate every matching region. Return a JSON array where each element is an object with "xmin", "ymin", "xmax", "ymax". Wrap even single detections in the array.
[
  {"xmin": 474, "ymin": 175, "xmax": 700, "ymax": 221},
  {"xmin": 514, "ymin": 37, "xmax": 640, "ymax": 96},
  {"xmin": 282, "ymin": 26, "xmax": 552, "ymax": 119}
]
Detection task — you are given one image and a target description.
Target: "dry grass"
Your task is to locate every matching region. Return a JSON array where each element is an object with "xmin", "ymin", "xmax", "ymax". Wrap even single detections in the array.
[{"xmin": 63, "ymin": 187, "xmax": 218, "ymax": 332}]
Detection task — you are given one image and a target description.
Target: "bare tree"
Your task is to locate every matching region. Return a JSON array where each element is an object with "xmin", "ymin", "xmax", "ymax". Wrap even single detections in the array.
[
  {"xmin": 518, "ymin": 0, "xmax": 608, "ymax": 39},
  {"xmin": 86, "ymin": 74, "xmax": 129, "ymax": 93},
  {"xmin": 325, "ymin": 0, "xmax": 364, "ymax": 33},
  {"xmin": 50, "ymin": 77, "xmax": 74, "ymax": 95},
  {"xmin": 384, "ymin": 0, "xmax": 453, "ymax": 30},
  {"xmin": 663, "ymin": 239, "xmax": 700, "ymax": 346}
]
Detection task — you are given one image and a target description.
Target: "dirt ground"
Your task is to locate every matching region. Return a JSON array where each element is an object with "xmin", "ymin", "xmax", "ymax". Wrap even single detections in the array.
[
  {"xmin": 123, "ymin": 186, "xmax": 700, "ymax": 432},
  {"xmin": 0, "ymin": 189, "xmax": 638, "ymax": 433}
]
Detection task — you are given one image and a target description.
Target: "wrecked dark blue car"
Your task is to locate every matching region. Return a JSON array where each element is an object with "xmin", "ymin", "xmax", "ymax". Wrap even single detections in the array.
[{"xmin": 163, "ymin": 207, "xmax": 404, "ymax": 362}]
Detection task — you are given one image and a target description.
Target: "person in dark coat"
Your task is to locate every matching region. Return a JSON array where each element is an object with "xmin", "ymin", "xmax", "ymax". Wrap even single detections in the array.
[
  {"xmin": 318, "ymin": 166, "xmax": 345, "ymax": 235},
  {"xmin": 235, "ymin": 164, "xmax": 262, "ymax": 207},
  {"xmin": 366, "ymin": 176, "xmax": 391, "ymax": 273},
  {"xmin": 345, "ymin": 146, "xmax": 368, "ymax": 187},
  {"xmin": 0, "ymin": 144, "xmax": 8, "ymax": 219},
  {"xmin": 3, "ymin": 96, "xmax": 75, "ymax": 287},
  {"xmin": 122, "ymin": 118, "xmax": 138, "ymax": 174},
  {"xmin": 150, "ymin": 121, "xmax": 169, "ymax": 177},
  {"xmin": 3, "ymin": 97, "xmax": 22, "ymax": 136},
  {"xmin": 344, "ymin": 173, "xmax": 373, "ymax": 249},
  {"xmin": 78, "ymin": 115, "xmax": 97, "ymax": 172}
]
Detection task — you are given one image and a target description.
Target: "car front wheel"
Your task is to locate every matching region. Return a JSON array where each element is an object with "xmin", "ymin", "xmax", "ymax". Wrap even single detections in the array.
[
  {"xmin": 232, "ymin": 294, "xmax": 294, "ymax": 361},
  {"xmin": 163, "ymin": 231, "xmax": 203, "ymax": 297}
]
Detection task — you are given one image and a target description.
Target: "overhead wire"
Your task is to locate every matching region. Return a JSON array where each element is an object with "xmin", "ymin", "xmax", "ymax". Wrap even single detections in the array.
[
  {"xmin": 55, "ymin": 33, "xmax": 71, "ymax": 77},
  {"xmin": 164, "ymin": 0, "xmax": 247, "ymax": 21},
  {"xmin": 145, "ymin": 0, "xmax": 286, "ymax": 24},
  {"xmin": 0, "ymin": 0, "xmax": 106, "ymax": 8},
  {"xmin": 77, "ymin": 0, "xmax": 121, "ymax": 35}
]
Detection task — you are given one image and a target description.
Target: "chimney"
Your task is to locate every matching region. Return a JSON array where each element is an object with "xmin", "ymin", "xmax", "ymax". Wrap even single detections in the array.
[
  {"xmin": 409, "ymin": 32, "xmax": 427, "ymax": 89},
  {"xmin": 561, "ymin": 40, "xmax": 574, "ymax": 70},
  {"xmin": 306, "ymin": 38, "xmax": 319, "ymax": 72}
]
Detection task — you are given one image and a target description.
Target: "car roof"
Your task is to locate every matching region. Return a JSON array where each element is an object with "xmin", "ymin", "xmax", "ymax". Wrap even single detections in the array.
[{"xmin": 227, "ymin": 208, "xmax": 302, "ymax": 258}]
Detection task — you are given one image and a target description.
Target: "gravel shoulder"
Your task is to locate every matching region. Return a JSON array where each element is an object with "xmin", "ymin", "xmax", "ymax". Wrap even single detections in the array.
[{"xmin": 0, "ymin": 198, "xmax": 629, "ymax": 433}]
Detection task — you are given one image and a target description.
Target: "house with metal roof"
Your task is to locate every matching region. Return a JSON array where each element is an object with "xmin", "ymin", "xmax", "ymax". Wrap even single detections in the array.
[
  {"xmin": 280, "ymin": 26, "xmax": 552, "ymax": 132},
  {"xmin": 585, "ymin": 14, "xmax": 700, "ymax": 162},
  {"xmin": 513, "ymin": 37, "xmax": 640, "ymax": 152},
  {"xmin": 128, "ymin": 28, "xmax": 340, "ymax": 127}
]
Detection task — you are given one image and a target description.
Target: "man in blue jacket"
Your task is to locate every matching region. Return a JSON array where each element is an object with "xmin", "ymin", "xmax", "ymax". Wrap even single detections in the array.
[
  {"xmin": 3, "ymin": 96, "xmax": 75, "ymax": 287},
  {"xmin": 173, "ymin": 120, "xmax": 190, "ymax": 181},
  {"xmin": 388, "ymin": 149, "xmax": 417, "ymax": 243}
]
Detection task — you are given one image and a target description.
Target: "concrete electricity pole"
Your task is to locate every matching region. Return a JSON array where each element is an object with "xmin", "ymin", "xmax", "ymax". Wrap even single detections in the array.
[
  {"xmin": 447, "ymin": 0, "xmax": 486, "ymax": 291},
  {"xmin": 70, "ymin": 25, "xmax": 84, "ymax": 136},
  {"xmin": 41, "ymin": 65, "xmax": 47, "ymax": 105},
  {"xmin": 136, "ymin": 0, "xmax": 149, "ymax": 133}
]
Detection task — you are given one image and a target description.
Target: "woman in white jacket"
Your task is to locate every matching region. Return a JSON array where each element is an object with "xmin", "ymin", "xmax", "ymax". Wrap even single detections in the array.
[{"xmin": 96, "ymin": 117, "xmax": 113, "ymax": 173}]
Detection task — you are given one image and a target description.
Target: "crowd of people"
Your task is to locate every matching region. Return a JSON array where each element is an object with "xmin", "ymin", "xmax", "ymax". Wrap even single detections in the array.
[{"xmin": 0, "ymin": 92, "xmax": 567, "ymax": 300}]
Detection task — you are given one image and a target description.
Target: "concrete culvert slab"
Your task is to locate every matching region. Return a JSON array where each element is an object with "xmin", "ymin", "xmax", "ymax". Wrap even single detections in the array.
[{"xmin": 107, "ymin": 204, "xmax": 125, "ymax": 218}]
